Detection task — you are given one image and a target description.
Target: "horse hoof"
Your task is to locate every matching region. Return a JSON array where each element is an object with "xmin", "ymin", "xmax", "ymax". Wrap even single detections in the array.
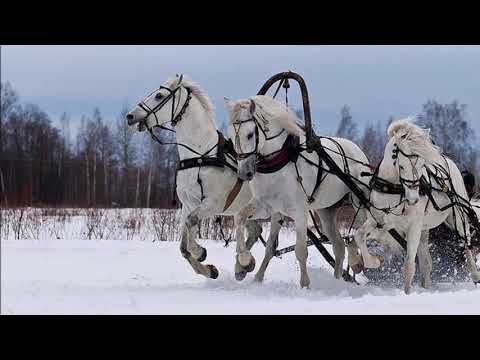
[
  {"xmin": 198, "ymin": 247, "xmax": 207, "ymax": 262},
  {"xmin": 235, "ymin": 271, "xmax": 247, "ymax": 281},
  {"xmin": 207, "ymin": 265, "xmax": 218, "ymax": 279},
  {"xmin": 351, "ymin": 263, "xmax": 364, "ymax": 274},
  {"xmin": 244, "ymin": 256, "xmax": 256, "ymax": 273}
]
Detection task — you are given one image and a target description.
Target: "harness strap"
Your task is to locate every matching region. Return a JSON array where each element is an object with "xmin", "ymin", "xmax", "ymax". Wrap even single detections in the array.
[
  {"xmin": 307, "ymin": 150, "xmax": 324, "ymax": 203},
  {"xmin": 257, "ymin": 134, "xmax": 300, "ymax": 174},
  {"xmin": 177, "ymin": 156, "xmax": 237, "ymax": 173}
]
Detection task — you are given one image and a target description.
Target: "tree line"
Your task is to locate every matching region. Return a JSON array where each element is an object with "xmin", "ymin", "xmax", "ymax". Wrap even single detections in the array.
[
  {"xmin": 0, "ymin": 82, "xmax": 178, "ymax": 208},
  {"xmin": 1, "ymin": 81, "xmax": 478, "ymax": 208},
  {"xmin": 333, "ymin": 103, "xmax": 478, "ymax": 175}
]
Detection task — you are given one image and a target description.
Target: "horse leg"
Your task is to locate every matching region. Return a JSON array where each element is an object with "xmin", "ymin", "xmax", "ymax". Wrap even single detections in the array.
[
  {"xmin": 465, "ymin": 246, "xmax": 480, "ymax": 283},
  {"xmin": 463, "ymin": 229, "xmax": 480, "ymax": 284},
  {"xmin": 403, "ymin": 220, "xmax": 423, "ymax": 294},
  {"xmin": 347, "ymin": 240, "xmax": 364, "ymax": 274},
  {"xmin": 185, "ymin": 208, "xmax": 209, "ymax": 262},
  {"xmin": 317, "ymin": 207, "xmax": 344, "ymax": 279},
  {"xmin": 245, "ymin": 219, "xmax": 262, "ymax": 250},
  {"xmin": 294, "ymin": 210, "xmax": 310, "ymax": 288},
  {"xmin": 179, "ymin": 208, "xmax": 218, "ymax": 279},
  {"xmin": 447, "ymin": 213, "xmax": 480, "ymax": 283},
  {"xmin": 347, "ymin": 208, "xmax": 366, "ymax": 273},
  {"xmin": 255, "ymin": 212, "xmax": 284, "ymax": 282},
  {"xmin": 232, "ymin": 218, "xmax": 260, "ymax": 281},
  {"xmin": 233, "ymin": 201, "xmax": 257, "ymax": 281},
  {"xmin": 353, "ymin": 220, "xmax": 383, "ymax": 268},
  {"xmin": 417, "ymin": 230, "xmax": 432, "ymax": 289}
]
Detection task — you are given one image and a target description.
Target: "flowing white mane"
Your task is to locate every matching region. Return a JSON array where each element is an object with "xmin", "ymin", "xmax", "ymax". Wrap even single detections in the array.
[
  {"xmin": 229, "ymin": 95, "xmax": 304, "ymax": 137},
  {"xmin": 164, "ymin": 76, "xmax": 217, "ymax": 126},
  {"xmin": 387, "ymin": 118, "xmax": 441, "ymax": 164}
]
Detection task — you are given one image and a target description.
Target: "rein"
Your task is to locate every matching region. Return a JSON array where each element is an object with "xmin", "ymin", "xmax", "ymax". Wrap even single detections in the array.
[
  {"xmin": 232, "ymin": 115, "xmax": 285, "ymax": 160},
  {"xmin": 138, "ymin": 85, "xmax": 192, "ymax": 131},
  {"xmin": 393, "ymin": 144, "xmax": 422, "ymax": 190},
  {"xmin": 140, "ymin": 85, "xmax": 239, "ymax": 206},
  {"xmin": 372, "ymin": 143, "xmax": 480, "ymax": 249}
]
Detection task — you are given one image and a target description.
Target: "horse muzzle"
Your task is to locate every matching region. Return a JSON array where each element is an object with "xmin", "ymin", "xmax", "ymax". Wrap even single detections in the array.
[
  {"xmin": 125, "ymin": 109, "xmax": 146, "ymax": 126},
  {"xmin": 238, "ymin": 157, "xmax": 257, "ymax": 181},
  {"xmin": 126, "ymin": 112, "xmax": 141, "ymax": 125}
]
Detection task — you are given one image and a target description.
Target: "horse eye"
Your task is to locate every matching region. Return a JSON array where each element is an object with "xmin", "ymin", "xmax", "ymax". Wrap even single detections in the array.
[
  {"xmin": 401, "ymin": 134, "xmax": 407, "ymax": 139},
  {"xmin": 399, "ymin": 165, "xmax": 404, "ymax": 170},
  {"xmin": 247, "ymin": 132, "xmax": 254, "ymax": 140},
  {"xmin": 155, "ymin": 93, "xmax": 163, "ymax": 100}
]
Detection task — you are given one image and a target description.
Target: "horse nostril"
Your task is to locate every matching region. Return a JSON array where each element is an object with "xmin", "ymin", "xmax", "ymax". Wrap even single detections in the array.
[
  {"xmin": 126, "ymin": 114, "xmax": 134, "ymax": 121},
  {"xmin": 246, "ymin": 172, "xmax": 253, "ymax": 178}
]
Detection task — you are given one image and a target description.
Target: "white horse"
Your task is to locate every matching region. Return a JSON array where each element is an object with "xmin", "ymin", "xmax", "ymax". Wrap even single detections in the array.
[
  {"xmin": 224, "ymin": 95, "xmax": 371, "ymax": 288},
  {"xmin": 126, "ymin": 75, "xmax": 284, "ymax": 280},
  {"xmin": 351, "ymin": 118, "xmax": 480, "ymax": 294}
]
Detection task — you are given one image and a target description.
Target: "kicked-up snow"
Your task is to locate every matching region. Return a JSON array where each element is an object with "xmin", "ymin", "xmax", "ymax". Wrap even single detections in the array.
[{"xmin": 2, "ymin": 236, "xmax": 479, "ymax": 314}]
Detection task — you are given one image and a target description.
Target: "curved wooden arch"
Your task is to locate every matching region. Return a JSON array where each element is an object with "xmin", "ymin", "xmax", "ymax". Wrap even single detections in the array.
[{"xmin": 257, "ymin": 71, "xmax": 314, "ymax": 148}]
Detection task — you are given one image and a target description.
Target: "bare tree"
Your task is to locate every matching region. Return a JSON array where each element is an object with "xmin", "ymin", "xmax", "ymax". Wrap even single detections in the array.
[
  {"xmin": 60, "ymin": 112, "xmax": 71, "ymax": 154},
  {"xmin": 416, "ymin": 100, "xmax": 477, "ymax": 173},
  {"xmin": 145, "ymin": 140, "xmax": 156, "ymax": 208},
  {"xmin": 116, "ymin": 101, "xmax": 136, "ymax": 206},
  {"xmin": 335, "ymin": 105, "xmax": 358, "ymax": 142},
  {"xmin": 360, "ymin": 122, "xmax": 383, "ymax": 166},
  {"xmin": 1, "ymin": 82, "xmax": 19, "ymax": 155}
]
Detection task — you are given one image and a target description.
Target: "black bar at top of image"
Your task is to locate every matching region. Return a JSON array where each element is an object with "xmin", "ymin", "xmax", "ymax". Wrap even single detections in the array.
[{"xmin": 1, "ymin": 4, "xmax": 479, "ymax": 44}]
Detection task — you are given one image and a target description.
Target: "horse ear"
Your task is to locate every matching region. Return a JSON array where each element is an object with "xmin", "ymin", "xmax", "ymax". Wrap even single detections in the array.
[
  {"xmin": 176, "ymin": 73, "xmax": 184, "ymax": 86},
  {"xmin": 224, "ymin": 97, "xmax": 234, "ymax": 114},
  {"xmin": 249, "ymin": 100, "xmax": 256, "ymax": 115}
]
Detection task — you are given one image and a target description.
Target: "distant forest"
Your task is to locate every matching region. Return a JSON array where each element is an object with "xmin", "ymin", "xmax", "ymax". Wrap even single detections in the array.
[{"xmin": 0, "ymin": 81, "xmax": 478, "ymax": 208}]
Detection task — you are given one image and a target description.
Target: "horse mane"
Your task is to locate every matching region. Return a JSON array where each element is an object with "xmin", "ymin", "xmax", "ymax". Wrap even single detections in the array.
[
  {"xmin": 164, "ymin": 76, "xmax": 216, "ymax": 126},
  {"xmin": 229, "ymin": 95, "xmax": 304, "ymax": 137},
  {"xmin": 387, "ymin": 117, "xmax": 441, "ymax": 164}
]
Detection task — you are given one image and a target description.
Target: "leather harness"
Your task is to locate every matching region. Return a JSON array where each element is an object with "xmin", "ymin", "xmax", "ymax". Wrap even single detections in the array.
[{"xmin": 177, "ymin": 131, "xmax": 238, "ymax": 174}]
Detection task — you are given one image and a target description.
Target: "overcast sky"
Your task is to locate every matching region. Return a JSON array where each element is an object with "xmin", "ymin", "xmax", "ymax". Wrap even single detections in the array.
[{"xmin": 2, "ymin": 45, "xmax": 480, "ymax": 136}]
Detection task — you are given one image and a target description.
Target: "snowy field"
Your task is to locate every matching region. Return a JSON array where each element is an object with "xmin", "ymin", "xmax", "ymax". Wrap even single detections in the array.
[{"xmin": 3, "ymin": 224, "xmax": 480, "ymax": 314}]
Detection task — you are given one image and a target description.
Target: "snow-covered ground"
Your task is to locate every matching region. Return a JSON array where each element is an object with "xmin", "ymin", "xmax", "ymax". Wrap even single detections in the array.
[{"xmin": 3, "ymin": 235, "xmax": 480, "ymax": 314}]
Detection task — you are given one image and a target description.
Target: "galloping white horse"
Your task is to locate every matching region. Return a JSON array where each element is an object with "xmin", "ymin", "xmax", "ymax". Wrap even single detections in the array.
[
  {"xmin": 225, "ymin": 95, "xmax": 371, "ymax": 288},
  {"xmin": 127, "ymin": 75, "xmax": 283, "ymax": 280},
  {"xmin": 351, "ymin": 118, "xmax": 480, "ymax": 294}
]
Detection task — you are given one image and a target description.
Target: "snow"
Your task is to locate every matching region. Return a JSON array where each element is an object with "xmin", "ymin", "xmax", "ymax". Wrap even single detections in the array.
[{"xmin": 2, "ymin": 236, "xmax": 480, "ymax": 314}]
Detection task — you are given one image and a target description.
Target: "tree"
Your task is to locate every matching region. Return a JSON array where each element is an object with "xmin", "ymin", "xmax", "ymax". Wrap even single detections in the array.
[
  {"xmin": 59, "ymin": 112, "xmax": 71, "ymax": 154},
  {"xmin": 416, "ymin": 100, "xmax": 477, "ymax": 174},
  {"xmin": 1, "ymin": 82, "xmax": 19, "ymax": 155},
  {"xmin": 360, "ymin": 120, "xmax": 387, "ymax": 166},
  {"xmin": 335, "ymin": 105, "xmax": 358, "ymax": 143},
  {"xmin": 116, "ymin": 101, "xmax": 136, "ymax": 206},
  {"xmin": 99, "ymin": 121, "xmax": 115, "ymax": 206}
]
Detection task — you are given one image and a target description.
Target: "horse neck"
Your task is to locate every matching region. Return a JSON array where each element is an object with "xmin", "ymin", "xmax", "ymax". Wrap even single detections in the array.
[
  {"xmin": 377, "ymin": 158, "xmax": 400, "ymax": 183},
  {"xmin": 259, "ymin": 122, "xmax": 291, "ymax": 155},
  {"xmin": 174, "ymin": 97, "xmax": 219, "ymax": 160}
]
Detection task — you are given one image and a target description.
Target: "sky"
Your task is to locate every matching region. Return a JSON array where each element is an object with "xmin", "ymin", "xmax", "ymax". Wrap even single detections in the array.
[{"xmin": 2, "ymin": 45, "xmax": 480, "ymax": 137}]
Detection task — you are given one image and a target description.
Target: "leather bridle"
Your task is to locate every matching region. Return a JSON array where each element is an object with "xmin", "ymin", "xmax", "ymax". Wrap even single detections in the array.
[
  {"xmin": 232, "ymin": 115, "xmax": 285, "ymax": 160},
  {"xmin": 392, "ymin": 143, "xmax": 422, "ymax": 190},
  {"xmin": 138, "ymin": 85, "xmax": 192, "ymax": 132}
]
